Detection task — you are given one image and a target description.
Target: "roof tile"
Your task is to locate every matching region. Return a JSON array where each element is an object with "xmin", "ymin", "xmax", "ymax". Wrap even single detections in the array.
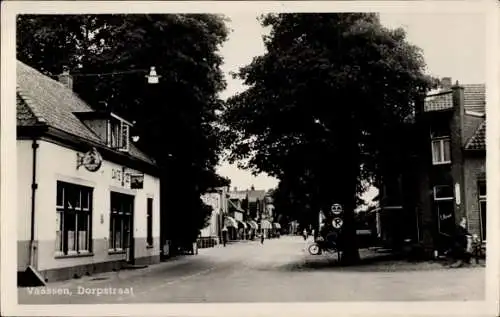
[
  {"xmin": 465, "ymin": 120, "xmax": 486, "ymax": 150},
  {"xmin": 424, "ymin": 91, "xmax": 453, "ymax": 112},
  {"xmin": 16, "ymin": 61, "xmax": 155, "ymax": 165}
]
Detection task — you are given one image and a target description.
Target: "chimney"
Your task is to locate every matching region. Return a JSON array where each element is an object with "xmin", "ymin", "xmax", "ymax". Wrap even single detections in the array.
[
  {"xmin": 58, "ymin": 65, "xmax": 73, "ymax": 90},
  {"xmin": 440, "ymin": 77, "xmax": 452, "ymax": 91}
]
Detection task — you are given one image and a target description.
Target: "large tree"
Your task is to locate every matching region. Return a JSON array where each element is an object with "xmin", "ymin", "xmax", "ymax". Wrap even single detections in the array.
[
  {"xmin": 17, "ymin": 14, "xmax": 231, "ymax": 250},
  {"xmin": 222, "ymin": 13, "xmax": 434, "ymax": 263}
]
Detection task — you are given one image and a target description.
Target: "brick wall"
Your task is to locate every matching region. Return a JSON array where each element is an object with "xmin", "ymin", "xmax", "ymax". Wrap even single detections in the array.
[{"xmin": 463, "ymin": 155, "xmax": 486, "ymax": 237}]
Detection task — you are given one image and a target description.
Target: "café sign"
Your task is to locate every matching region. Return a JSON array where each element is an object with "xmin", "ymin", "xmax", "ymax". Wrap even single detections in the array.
[
  {"xmin": 76, "ymin": 147, "xmax": 102, "ymax": 172},
  {"xmin": 111, "ymin": 167, "xmax": 144, "ymax": 189}
]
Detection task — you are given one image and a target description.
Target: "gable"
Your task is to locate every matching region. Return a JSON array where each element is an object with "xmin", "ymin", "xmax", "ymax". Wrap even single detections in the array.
[{"xmin": 465, "ymin": 120, "xmax": 486, "ymax": 151}]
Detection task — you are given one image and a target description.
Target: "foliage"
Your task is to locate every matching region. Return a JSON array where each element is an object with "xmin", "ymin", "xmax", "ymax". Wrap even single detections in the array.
[
  {"xmin": 222, "ymin": 13, "xmax": 434, "ymax": 262},
  {"xmin": 17, "ymin": 14, "xmax": 231, "ymax": 245}
]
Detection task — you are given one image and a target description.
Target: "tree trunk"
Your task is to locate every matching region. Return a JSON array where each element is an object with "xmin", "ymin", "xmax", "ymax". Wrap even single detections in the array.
[{"xmin": 339, "ymin": 145, "xmax": 361, "ymax": 265}]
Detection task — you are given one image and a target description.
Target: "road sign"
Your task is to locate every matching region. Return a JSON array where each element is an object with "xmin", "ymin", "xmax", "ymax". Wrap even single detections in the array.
[
  {"xmin": 331, "ymin": 203, "xmax": 343, "ymax": 215},
  {"xmin": 332, "ymin": 217, "xmax": 343, "ymax": 229}
]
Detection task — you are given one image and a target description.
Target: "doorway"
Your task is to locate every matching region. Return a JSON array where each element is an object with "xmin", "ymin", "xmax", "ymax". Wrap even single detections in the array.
[{"xmin": 110, "ymin": 192, "xmax": 135, "ymax": 264}]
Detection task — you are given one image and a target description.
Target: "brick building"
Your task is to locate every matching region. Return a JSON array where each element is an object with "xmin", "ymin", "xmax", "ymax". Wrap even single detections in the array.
[
  {"xmin": 376, "ymin": 78, "xmax": 486, "ymax": 254},
  {"xmin": 421, "ymin": 78, "xmax": 486, "ymax": 252}
]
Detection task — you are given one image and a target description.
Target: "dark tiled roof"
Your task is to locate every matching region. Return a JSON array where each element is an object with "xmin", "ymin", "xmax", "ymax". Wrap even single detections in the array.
[
  {"xmin": 424, "ymin": 84, "xmax": 486, "ymax": 113},
  {"xmin": 463, "ymin": 84, "xmax": 486, "ymax": 113},
  {"xmin": 16, "ymin": 93, "xmax": 39, "ymax": 126},
  {"xmin": 16, "ymin": 61, "xmax": 155, "ymax": 165},
  {"xmin": 424, "ymin": 91, "xmax": 453, "ymax": 112},
  {"xmin": 465, "ymin": 120, "xmax": 486, "ymax": 150}
]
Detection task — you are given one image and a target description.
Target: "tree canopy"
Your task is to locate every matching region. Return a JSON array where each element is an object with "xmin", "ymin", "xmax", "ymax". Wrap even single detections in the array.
[
  {"xmin": 17, "ymin": 14, "xmax": 231, "ymax": 246},
  {"xmin": 222, "ymin": 13, "xmax": 435, "ymax": 262}
]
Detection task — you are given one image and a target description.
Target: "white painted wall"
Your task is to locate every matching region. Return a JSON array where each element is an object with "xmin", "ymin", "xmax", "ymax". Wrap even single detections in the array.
[
  {"xmin": 17, "ymin": 140, "xmax": 34, "ymax": 242},
  {"xmin": 24, "ymin": 140, "xmax": 160, "ymax": 270}
]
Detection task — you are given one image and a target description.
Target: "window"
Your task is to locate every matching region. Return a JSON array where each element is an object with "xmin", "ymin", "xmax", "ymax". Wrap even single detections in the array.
[
  {"xmin": 109, "ymin": 192, "xmax": 134, "ymax": 251},
  {"xmin": 433, "ymin": 185, "xmax": 453, "ymax": 201},
  {"xmin": 479, "ymin": 181, "xmax": 486, "ymax": 241},
  {"xmin": 433, "ymin": 185, "xmax": 454, "ymax": 237},
  {"xmin": 55, "ymin": 181, "xmax": 93, "ymax": 255},
  {"xmin": 431, "ymin": 138, "xmax": 451, "ymax": 164},
  {"xmin": 436, "ymin": 200, "xmax": 455, "ymax": 237},
  {"xmin": 147, "ymin": 198, "xmax": 153, "ymax": 246},
  {"xmin": 107, "ymin": 118, "xmax": 130, "ymax": 152}
]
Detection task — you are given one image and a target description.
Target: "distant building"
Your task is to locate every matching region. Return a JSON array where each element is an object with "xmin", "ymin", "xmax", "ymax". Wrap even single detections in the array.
[{"xmin": 199, "ymin": 187, "xmax": 228, "ymax": 247}]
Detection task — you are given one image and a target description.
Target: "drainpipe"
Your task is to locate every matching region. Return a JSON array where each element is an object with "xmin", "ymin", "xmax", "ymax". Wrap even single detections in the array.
[{"xmin": 28, "ymin": 139, "xmax": 39, "ymax": 268}]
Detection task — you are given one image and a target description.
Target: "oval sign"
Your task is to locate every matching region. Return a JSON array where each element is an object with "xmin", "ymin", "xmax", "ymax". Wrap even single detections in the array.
[{"xmin": 332, "ymin": 217, "xmax": 343, "ymax": 229}]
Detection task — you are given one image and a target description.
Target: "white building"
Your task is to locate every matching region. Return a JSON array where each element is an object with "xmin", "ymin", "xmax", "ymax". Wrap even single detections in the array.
[{"xmin": 17, "ymin": 61, "xmax": 161, "ymax": 283}]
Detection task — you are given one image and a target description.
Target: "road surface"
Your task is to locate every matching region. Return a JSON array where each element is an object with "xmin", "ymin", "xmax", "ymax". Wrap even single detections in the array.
[{"xmin": 18, "ymin": 235, "xmax": 484, "ymax": 303}]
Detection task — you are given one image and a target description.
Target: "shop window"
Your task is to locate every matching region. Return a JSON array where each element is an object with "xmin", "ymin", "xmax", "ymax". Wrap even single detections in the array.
[
  {"xmin": 55, "ymin": 181, "xmax": 93, "ymax": 255},
  {"xmin": 433, "ymin": 185, "xmax": 454, "ymax": 237},
  {"xmin": 479, "ymin": 181, "xmax": 486, "ymax": 241},
  {"xmin": 431, "ymin": 137, "xmax": 451, "ymax": 165},
  {"xmin": 436, "ymin": 200, "xmax": 455, "ymax": 237},
  {"xmin": 109, "ymin": 192, "xmax": 134, "ymax": 251},
  {"xmin": 147, "ymin": 198, "xmax": 153, "ymax": 246}
]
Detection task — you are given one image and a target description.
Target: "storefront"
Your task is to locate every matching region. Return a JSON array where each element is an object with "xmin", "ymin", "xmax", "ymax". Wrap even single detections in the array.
[{"xmin": 17, "ymin": 61, "xmax": 160, "ymax": 283}]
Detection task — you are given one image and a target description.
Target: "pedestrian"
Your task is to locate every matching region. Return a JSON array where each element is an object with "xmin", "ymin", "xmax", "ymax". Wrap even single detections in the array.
[
  {"xmin": 303, "ymin": 229, "xmax": 308, "ymax": 241},
  {"xmin": 222, "ymin": 227, "xmax": 228, "ymax": 247},
  {"xmin": 260, "ymin": 231, "xmax": 265, "ymax": 244},
  {"xmin": 450, "ymin": 217, "xmax": 472, "ymax": 268}
]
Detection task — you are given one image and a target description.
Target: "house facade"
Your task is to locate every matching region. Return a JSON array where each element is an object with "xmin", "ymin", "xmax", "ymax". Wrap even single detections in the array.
[
  {"xmin": 17, "ymin": 61, "xmax": 161, "ymax": 283},
  {"xmin": 376, "ymin": 78, "xmax": 486, "ymax": 255},
  {"xmin": 199, "ymin": 187, "xmax": 229, "ymax": 246},
  {"xmin": 422, "ymin": 79, "xmax": 486, "ymax": 251}
]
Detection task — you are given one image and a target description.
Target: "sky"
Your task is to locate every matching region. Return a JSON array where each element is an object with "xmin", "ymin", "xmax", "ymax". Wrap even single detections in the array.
[{"xmin": 215, "ymin": 12, "xmax": 487, "ymax": 198}]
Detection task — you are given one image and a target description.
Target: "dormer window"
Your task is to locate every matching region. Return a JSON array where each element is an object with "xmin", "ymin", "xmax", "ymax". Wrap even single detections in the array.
[
  {"xmin": 107, "ymin": 115, "xmax": 131, "ymax": 152},
  {"xmin": 73, "ymin": 110, "xmax": 132, "ymax": 153}
]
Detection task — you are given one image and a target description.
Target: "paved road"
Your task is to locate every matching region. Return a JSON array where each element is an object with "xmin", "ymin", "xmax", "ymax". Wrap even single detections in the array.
[{"xmin": 18, "ymin": 235, "xmax": 484, "ymax": 304}]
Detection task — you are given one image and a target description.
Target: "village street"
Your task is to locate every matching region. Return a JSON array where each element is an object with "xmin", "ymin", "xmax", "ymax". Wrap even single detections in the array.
[{"xmin": 18, "ymin": 235, "xmax": 484, "ymax": 304}]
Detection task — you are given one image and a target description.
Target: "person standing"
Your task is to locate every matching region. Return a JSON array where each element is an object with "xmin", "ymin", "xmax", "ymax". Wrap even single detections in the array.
[
  {"xmin": 303, "ymin": 228, "xmax": 308, "ymax": 241},
  {"xmin": 222, "ymin": 227, "xmax": 228, "ymax": 247},
  {"xmin": 450, "ymin": 217, "xmax": 472, "ymax": 267},
  {"xmin": 260, "ymin": 230, "xmax": 265, "ymax": 244}
]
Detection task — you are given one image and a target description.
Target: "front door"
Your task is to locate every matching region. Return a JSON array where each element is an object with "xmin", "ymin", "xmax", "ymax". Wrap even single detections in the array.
[{"xmin": 110, "ymin": 192, "xmax": 135, "ymax": 264}]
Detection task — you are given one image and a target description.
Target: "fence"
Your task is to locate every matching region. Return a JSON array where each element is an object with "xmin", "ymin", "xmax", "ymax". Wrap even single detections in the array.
[{"xmin": 196, "ymin": 236, "xmax": 219, "ymax": 249}]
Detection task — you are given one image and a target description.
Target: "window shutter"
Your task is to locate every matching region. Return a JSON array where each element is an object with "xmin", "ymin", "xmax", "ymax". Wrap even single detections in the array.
[{"xmin": 120, "ymin": 121, "xmax": 130, "ymax": 152}]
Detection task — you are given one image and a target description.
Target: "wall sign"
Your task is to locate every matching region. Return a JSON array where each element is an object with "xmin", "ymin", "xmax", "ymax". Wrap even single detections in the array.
[
  {"xmin": 130, "ymin": 174, "xmax": 144, "ymax": 189},
  {"xmin": 77, "ymin": 147, "xmax": 103, "ymax": 172},
  {"xmin": 455, "ymin": 183, "xmax": 461, "ymax": 205},
  {"xmin": 111, "ymin": 168, "xmax": 131, "ymax": 185}
]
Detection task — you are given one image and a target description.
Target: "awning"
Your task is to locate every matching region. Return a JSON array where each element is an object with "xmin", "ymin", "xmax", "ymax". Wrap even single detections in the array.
[
  {"xmin": 238, "ymin": 220, "xmax": 247, "ymax": 229},
  {"xmin": 273, "ymin": 223, "xmax": 281, "ymax": 229},
  {"xmin": 260, "ymin": 220, "xmax": 272, "ymax": 229},
  {"xmin": 224, "ymin": 216, "xmax": 238, "ymax": 228},
  {"xmin": 247, "ymin": 220, "xmax": 258, "ymax": 229},
  {"xmin": 368, "ymin": 206, "xmax": 403, "ymax": 215},
  {"xmin": 227, "ymin": 199, "xmax": 244, "ymax": 212}
]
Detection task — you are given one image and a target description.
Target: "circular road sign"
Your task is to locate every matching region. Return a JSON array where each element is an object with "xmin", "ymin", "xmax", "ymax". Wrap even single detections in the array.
[
  {"xmin": 332, "ymin": 217, "xmax": 343, "ymax": 229},
  {"xmin": 331, "ymin": 203, "xmax": 343, "ymax": 215}
]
